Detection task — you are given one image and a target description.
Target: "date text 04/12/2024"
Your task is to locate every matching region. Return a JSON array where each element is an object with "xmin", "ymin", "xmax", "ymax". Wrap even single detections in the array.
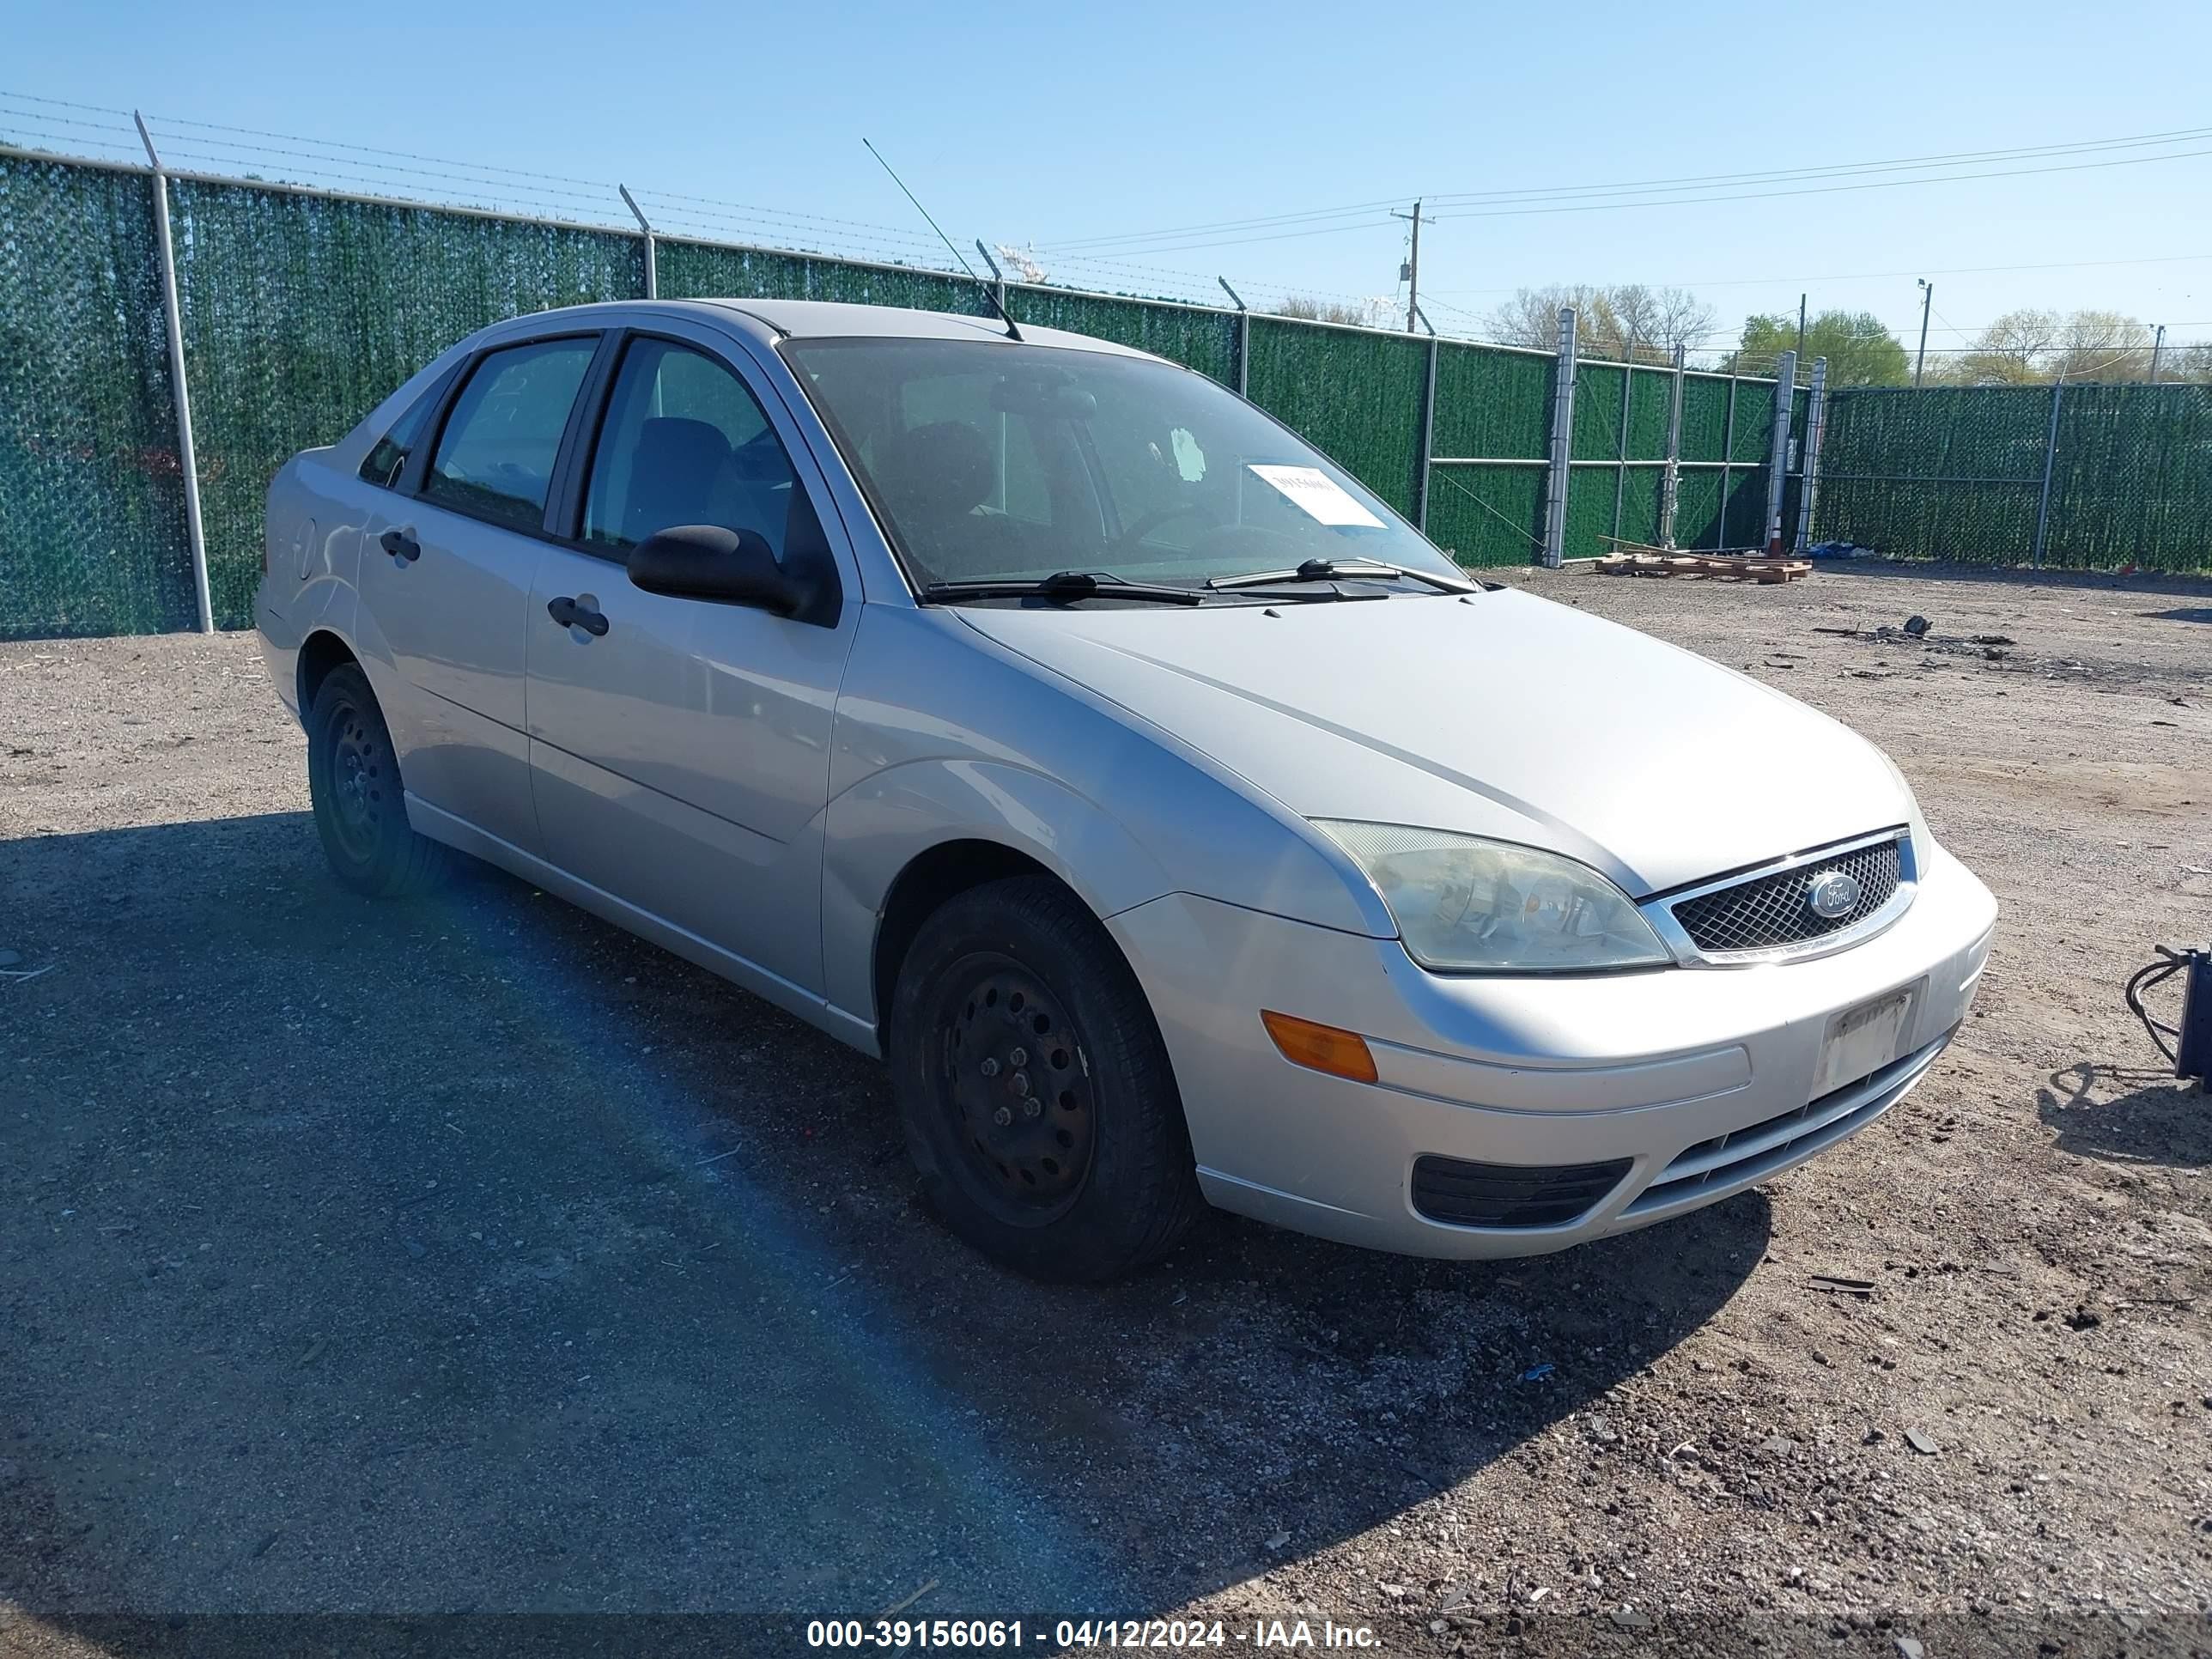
[{"xmin": 805, "ymin": 1619, "xmax": 1383, "ymax": 1649}]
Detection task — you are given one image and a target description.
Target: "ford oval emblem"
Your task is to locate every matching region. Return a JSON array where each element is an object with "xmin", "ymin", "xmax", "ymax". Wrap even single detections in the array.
[{"xmin": 1808, "ymin": 869, "xmax": 1863, "ymax": 920}]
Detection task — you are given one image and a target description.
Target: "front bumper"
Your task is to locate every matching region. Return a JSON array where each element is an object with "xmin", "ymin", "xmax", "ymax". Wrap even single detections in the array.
[{"xmin": 1108, "ymin": 842, "xmax": 1996, "ymax": 1259}]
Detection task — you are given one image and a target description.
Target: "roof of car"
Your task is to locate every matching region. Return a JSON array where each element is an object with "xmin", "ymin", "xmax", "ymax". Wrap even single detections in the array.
[{"xmin": 687, "ymin": 297, "xmax": 1152, "ymax": 356}]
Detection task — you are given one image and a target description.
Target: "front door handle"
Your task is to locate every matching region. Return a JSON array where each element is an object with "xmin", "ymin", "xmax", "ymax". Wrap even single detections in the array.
[
  {"xmin": 546, "ymin": 595, "xmax": 609, "ymax": 637},
  {"xmin": 379, "ymin": 527, "xmax": 421, "ymax": 563}
]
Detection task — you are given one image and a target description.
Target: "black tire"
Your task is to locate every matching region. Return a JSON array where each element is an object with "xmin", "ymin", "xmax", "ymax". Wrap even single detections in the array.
[
  {"xmin": 305, "ymin": 664, "xmax": 451, "ymax": 899},
  {"xmin": 889, "ymin": 875, "xmax": 1205, "ymax": 1282}
]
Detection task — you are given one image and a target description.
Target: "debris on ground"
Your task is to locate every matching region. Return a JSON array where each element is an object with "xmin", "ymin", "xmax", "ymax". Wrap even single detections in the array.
[{"xmin": 1904, "ymin": 1428, "xmax": 1941, "ymax": 1455}]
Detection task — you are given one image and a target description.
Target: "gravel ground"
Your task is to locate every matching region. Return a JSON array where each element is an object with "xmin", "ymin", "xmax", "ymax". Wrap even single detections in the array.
[{"xmin": 3, "ymin": 561, "xmax": 2209, "ymax": 1657}]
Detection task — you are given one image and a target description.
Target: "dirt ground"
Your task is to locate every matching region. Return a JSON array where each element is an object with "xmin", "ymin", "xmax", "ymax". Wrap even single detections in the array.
[{"xmin": 3, "ymin": 561, "xmax": 2209, "ymax": 1657}]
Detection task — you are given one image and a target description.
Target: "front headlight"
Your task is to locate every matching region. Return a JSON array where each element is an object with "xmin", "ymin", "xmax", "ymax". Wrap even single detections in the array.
[{"xmin": 1315, "ymin": 821, "xmax": 1672, "ymax": 973}]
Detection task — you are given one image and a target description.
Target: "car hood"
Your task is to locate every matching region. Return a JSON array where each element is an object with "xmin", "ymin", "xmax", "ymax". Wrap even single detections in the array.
[{"xmin": 955, "ymin": 586, "xmax": 1911, "ymax": 898}]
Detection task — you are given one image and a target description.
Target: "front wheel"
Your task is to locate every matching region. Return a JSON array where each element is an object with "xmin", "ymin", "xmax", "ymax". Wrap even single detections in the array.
[
  {"xmin": 889, "ymin": 876, "xmax": 1205, "ymax": 1281},
  {"xmin": 305, "ymin": 664, "xmax": 450, "ymax": 898}
]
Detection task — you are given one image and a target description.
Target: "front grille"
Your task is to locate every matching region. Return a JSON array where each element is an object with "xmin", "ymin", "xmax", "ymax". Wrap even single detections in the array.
[
  {"xmin": 1671, "ymin": 837, "xmax": 1901, "ymax": 954},
  {"xmin": 1411, "ymin": 1154, "xmax": 1632, "ymax": 1229}
]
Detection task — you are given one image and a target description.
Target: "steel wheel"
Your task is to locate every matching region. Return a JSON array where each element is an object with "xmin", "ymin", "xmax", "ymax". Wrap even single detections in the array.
[{"xmin": 933, "ymin": 953, "xmax": 1097, "ymax": 1226}]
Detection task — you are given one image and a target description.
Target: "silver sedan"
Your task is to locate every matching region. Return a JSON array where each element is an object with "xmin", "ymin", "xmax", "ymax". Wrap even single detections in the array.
[{"xmin": 254, "ymin": 298, "xmax": 1997, "ymax": 1280}]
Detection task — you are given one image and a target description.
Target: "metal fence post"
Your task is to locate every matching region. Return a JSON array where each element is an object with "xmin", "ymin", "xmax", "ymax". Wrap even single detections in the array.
[
  {"xmin": 133, "ymin": 112, "xmax": 213, "ymax": 635},
  {"xmin": 1541, "ymin": 307, "xmax": 1578, "ymax": 568},
  {"xmin": 1716, "ymin": 372, "xmax": 1738, "ymax": 550},
  {"xmin": 1792, "ymin": 356, "xmax": 1828, "ymax": 552},
  {"xmin": 1659, "ymin": 342, "xmax": 1686, "ymax": 550},
  {"xmin": 1764, "ymin": 349, "xmax": 1797, "ymax": 554},
  {"xmin": 1414, "ymin": 330, "xmax": 1439, "ymax": 532},
  {"xmin": 1610, "ymin": 329, "xmax": 1637, "ymax": 547},
  {"xmin": 620, "ymin": 185, "xmax": 655, "ymax": 299},
  {"xmin": 2033, "ymin": 378, "xmax": 2065, "ymax": 568},
  {"xmin": 1218, "ymin": 277, "xmax": 1249, "ymax": 397}
]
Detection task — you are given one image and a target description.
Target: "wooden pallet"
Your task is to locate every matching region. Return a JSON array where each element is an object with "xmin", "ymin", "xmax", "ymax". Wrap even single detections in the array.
[{"xmin": 1595, "ymin": 548, "xmax": 1812, "ymax": 584}]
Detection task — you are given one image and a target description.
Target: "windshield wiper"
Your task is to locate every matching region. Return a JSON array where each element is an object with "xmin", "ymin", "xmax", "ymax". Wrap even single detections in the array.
[
  {"xmin": 921, "ymin": 569, "xmax": 1205, "ymax": 606},
  {"xmin": 1206, "ymin": 557, "xmax": 1477, "ymax": 593}
]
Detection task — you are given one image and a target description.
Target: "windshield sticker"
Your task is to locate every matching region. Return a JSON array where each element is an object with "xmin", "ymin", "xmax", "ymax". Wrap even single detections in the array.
[{"xmin": 1247, "ymin": 464, "xmax": 1384, "ymax": 527}]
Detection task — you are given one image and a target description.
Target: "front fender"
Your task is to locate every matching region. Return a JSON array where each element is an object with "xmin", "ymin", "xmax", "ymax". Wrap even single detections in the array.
[{"xmin": 818, "ymin": 757, "xmax": 1179, "ymax": 1022}]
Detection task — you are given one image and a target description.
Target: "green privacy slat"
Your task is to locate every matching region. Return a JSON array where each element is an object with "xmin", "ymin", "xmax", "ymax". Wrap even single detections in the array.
[
  {"xmin": 1624, "ymin": 369, "xmax": 1671, "ymax": 462},
  {"xmin": 1425, "ymin": 465, "xmax": 1545, "ymax": 568},
  {"xmin": 1615, "ymin": 465, "xmax": 1667, "ymax": 546},
  {"xmin": 1570, "ymin": 362, "xmax": 1625, "ymax": 462},
  {"xmin": 1676, "ymin": 375, "xmax": 1733, "ymax": 464},
  {"xmin": 1005, "ymin": 288, "xmax": 1237, "ymax": 385},
  {"xmin": 0, "ymin": 155, "xmax": 198, "ymax": 638},
  {"xmin": 1243, "ymin": 316, "xmax": 1426, "ymax": 515},
  {"xmin": 1721, "ymin": 470, "xmax": 1771, "ymax": 547},
  {"xmin": 169, "ymin": 179, "xmax": 647, "ymax": 626},
  {"xmin": 1814, "ymin": 384, "xmax": 2212, "ymax": 569},
  {"xmin": 1431, "ymin": 343, "xmax": 1552, "ymax": 460},
  {"xmin": 1729, "ymin": 382, "xmax": 1777, "ymax": 464},
  {"xmin": 657, "ymin": 240, "xmax": 984, "ymax": 316},
  {"xmin": 1674, "ymin": 467, "xmax": 1725, "ymax": 550}
]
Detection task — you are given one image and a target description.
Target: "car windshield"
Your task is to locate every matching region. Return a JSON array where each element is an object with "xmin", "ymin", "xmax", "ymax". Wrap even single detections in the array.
[{"xmin": 781, "ymin": 337, "xmax": 1464, "ymax": 593}]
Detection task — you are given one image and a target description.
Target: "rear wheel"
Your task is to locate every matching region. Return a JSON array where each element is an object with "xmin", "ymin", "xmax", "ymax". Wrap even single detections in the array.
[
  {"xmin": 890, "ymin": 876, "xmax": 1204, "ymax": 1281},
  {"xmin": 306, "ymin": 664, "xmax": 449, "ymax": 898}
]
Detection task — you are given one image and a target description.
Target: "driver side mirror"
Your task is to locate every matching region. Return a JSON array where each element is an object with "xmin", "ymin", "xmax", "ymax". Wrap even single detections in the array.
[{"xmin": 627, "ymin": 524, "xmax": 805, "ymax": 616}]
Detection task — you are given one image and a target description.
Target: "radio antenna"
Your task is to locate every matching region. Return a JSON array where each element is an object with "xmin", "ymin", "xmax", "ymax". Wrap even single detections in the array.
[{"xmin": 861, "ymin": 137, "xmax": 1022, "ymax": 342}]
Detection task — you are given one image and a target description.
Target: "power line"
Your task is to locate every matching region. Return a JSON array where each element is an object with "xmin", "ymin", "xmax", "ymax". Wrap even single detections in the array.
[
  {"xmin": 1037, "ymin": 123, "xmax": 2212, "ymax": 256},
  {"xmin": 1426, "ymin": 249, "xmax": 2212, "ymax": 297}
]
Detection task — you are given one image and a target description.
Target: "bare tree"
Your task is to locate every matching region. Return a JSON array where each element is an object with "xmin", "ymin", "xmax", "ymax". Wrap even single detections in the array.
[
  {"xmin": 2051, "ymin": 309, "xmax": 2154, "ymax": 380},
  {"xmin": 1483, "ymin": 283, "xmax": 1712, "ymax": 362},
  {"xmin": 1946, "ymin": 307, "xmax": 2160, "ymax": 384},
  {"xmin": 1274, "ymin": 295, "xmax": 1389, "ymax": 328}
]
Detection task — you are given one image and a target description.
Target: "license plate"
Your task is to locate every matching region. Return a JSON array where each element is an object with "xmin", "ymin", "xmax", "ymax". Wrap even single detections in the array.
[{"xmin": 1812, "ymin": 984, "xmax": 1919, "ymax": 1097}]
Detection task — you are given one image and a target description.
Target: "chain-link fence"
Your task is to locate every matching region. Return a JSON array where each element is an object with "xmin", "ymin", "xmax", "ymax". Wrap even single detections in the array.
[
  {"xmin": 1815, "ymin": 382, "xmax": 2212, "ymax": 570},
  {"xmin": 3, "ymin": 143, "xmax": 1808, "ymax": 639}
]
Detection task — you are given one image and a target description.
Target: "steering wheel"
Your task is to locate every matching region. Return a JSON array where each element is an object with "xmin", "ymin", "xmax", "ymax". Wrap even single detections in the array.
[{"xmin": 1111, "ymin": 500, "xmax": 1212, "ymax": 548}]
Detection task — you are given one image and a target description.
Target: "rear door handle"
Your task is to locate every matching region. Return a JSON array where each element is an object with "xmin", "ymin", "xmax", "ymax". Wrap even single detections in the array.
[
  {"xmin": 379, "ymin": 527, "xmax": 421, "ymax": 563},
  {"xmin": 546, "ymin": 595, "xmax": 609, "ymax": 637}
]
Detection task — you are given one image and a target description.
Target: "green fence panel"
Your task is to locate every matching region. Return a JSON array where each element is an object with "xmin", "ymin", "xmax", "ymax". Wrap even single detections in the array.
[
  {"xmin": 1570, "ymin": 361, "xmax": 1626, "ymax": 463},
  {"xmin": 1005, "ymin": 288, "xmax": 1237, "ymax": 385},
  {"xmin": 1243, "ymin": 316, "xmax": 1426, "ymax": 516},
  {"xmin": 1729, "ymin": 380, "xmax": 1776, "ymax": 464},
  {"xmin": 169, "ymin": 181, "xmax": 647, "ymax": 626},
  {"xmin": 1425, "ymin": 463, "xmax": 1544, "ymax": 568},
  {"xmin": 1617, "ymin": 465, "xmax": 1666, "ymax": 546},
  {"xmin": 1722, "ymin": 470, "xmax": 1771, "ymax": 547},
  {"xmin": 1625, "ymin": 367, "xmax": 1672, "ymax": 462},
  {"xmin": 1431, "ymin": 343, "xmax": 1551, "ymax": 461},
  {"xmin": 1674, "ymin": 466, "xmax": 1725, "ymax": 550},
  {"xmin": 657, "ymin": 240, "xmax": 982, "ymax": 317},
  {"xmin": 1677, "ymin": 374, "xmax": 1732, "ymax": 464},
  {"xmin": 2042, "ymin": 383, "xmax": 2212, "ymax": 570},
  {"xmin": 0, "ymin": 156, "xmax": 196, "ymax": 638}
]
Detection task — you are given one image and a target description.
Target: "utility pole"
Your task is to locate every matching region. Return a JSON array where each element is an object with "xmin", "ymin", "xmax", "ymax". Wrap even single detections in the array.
[
  {"xmin": 1796, "ymin": 293, "xmax": 1807, "ymax": 363},
  {"xmin": 2149, "ymin": 323, "xmax": 2166, "ymax": 383},
  {"xmin": 1914, "ymin": 278, "xmax": 1933, "ymax": 390},
  {"xmin": 1391, "ymin": 199, "xmax": 1434, "ymax": 333}
]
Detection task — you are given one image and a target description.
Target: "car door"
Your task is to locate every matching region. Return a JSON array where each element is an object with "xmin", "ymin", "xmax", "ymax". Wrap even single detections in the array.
[
  {"xmin": 356, "ymin": 332, "xmax": 601, "ymax": 856},
  {"xmin": 524, "ymin": 325, "xmax": 859, "ymax": 998}
]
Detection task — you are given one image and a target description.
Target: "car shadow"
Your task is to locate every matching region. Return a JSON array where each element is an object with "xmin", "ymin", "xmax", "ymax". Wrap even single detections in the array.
[
  {"xmin": 3, "ymin": 812, "xmax": 1765, "ymax": 1644},
  {"xmin": 2038, "ymin": 1060, "xmax": 2210, "ymax": 1168}
]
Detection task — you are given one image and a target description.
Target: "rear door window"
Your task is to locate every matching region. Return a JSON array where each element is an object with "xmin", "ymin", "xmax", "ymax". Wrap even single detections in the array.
[{"xmin": 422, "ymin": 338, "xmax": 597, "ymax": 532}]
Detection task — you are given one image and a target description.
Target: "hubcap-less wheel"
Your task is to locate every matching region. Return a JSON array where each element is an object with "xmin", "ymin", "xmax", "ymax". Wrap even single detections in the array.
[
  {"xmin": 306, "ymin": 663, "xmax": 449, "ymax": 900},
  {"xmin": 326, "ymin": 700, "xmax": 390, "ymax": 865},
  {"xmin": 935, "ymin": 953, "xmax": 1096, "ymax": 1224}
]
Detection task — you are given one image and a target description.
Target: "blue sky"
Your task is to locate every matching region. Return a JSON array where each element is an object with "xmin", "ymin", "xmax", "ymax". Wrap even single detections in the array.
[{"xmin": 6, "ymin": 0, "xmax": 2209, "ymax": 356}]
